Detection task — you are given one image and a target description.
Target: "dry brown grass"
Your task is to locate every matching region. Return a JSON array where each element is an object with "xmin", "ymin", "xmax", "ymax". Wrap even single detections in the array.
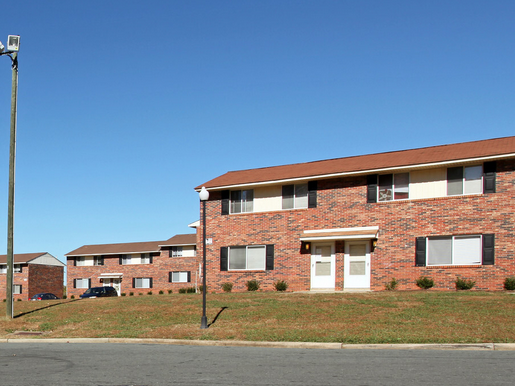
[{"xmin": 1, "ymin": 291, "xmax": 515, "ymax": 343}]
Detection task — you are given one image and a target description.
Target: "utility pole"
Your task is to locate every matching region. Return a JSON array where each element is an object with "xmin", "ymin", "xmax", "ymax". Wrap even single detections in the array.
[{"xmin": 1, "ymin": 35, "xmax": 20, "ymax": 319}]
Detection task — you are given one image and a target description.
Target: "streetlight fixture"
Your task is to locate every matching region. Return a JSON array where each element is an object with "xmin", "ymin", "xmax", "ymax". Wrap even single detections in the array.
[
  {"xmin": 199, "ymin": 186, "xmax": 209, "ymax": 329},
  {"xmin": 1, "ymin": 35, "xmax": 20, "ymax": 319}
]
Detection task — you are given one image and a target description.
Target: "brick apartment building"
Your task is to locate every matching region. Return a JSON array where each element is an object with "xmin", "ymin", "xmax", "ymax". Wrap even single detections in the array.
[
  {"xmin": 0, "ymin": 253, "xmax": 65, "ymax": 300},
  {"xmin": 194, "ymin": 136, "xmax": 515, "ymax": 292},
  {"xmin": 66, "ymin": 233, "xmax": 197, "ymax": 297}
]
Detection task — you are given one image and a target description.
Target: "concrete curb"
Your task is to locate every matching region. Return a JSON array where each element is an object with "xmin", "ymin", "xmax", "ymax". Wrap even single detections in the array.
[{"xmin": 2, "ymin": 338, "xmax": 515, "ymax": 350}]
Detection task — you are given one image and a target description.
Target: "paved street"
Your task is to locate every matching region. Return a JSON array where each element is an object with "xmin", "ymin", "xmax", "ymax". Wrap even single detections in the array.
[{"xmin": 1, "ymin": 342, "xmax": 514, "ymax": 386}]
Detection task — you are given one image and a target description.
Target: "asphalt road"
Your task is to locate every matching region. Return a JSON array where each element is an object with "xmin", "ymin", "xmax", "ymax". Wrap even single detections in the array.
[{"xmin": 1, "ymin": 342, "xmax": 514, "ymax": 386}]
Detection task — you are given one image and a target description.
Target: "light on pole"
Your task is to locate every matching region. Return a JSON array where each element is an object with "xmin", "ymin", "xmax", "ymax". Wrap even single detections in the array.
[
  {"xmin": 199, "ymin": 186, "xmax": 209, "ymax": 329},
  {"xmin": 1, "ymin": 35, "xmax": 20, "ymax": 319}
]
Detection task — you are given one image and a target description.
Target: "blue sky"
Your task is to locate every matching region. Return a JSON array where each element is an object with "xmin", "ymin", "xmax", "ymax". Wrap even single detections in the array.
[{"xmin": 0, "ymin": 1, "xmax": 514, "ymax": 263}]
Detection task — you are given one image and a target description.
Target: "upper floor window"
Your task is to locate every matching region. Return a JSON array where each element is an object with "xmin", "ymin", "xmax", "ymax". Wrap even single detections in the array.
[
  {"xmin": 14, "ymin": 264, "xmax": 22, "ymax": 273},
  {"xmin": 75, "ymin": 257, "xmax": 86, "ymax": 266},
  {"xmin": 282, "ymin": 183, "xmax": 308, "ymax": 209},
  {"xmin": 140, "ymin": 253, "xmax": 150, "ymax": 264},
  {"xmin": 171, "ymin": 247, "xmax": 183, "ymax": 257},
  {"xmin": 230, "ymin": 189, "xmax": 254, "ymax": 213},
  {"xmin": 94, "ymin": 256, "xmax": 104, "ymax": 266},
  {"xmin": 378, "ymin": 173, "xmax": 409, "ymax": 201},
  {"xmin": 447, "ymin": 165, "xmax": 482, "ymax": 196},
  {"xmin": 121, "ymin": 254, "xmax": 132, "ymax": 265},
  {"xmin": 0, "ymin": 265, "xmax": 6, "ymax": 274}
]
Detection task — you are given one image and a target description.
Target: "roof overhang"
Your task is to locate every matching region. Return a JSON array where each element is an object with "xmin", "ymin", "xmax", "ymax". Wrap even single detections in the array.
[
  {"xmin": 197, "ymin": 153, "xmax": 515, "ymax": 192},
  {"xmin": 300, "ymin": 226, "xmax": 379, "ymax": 242}
]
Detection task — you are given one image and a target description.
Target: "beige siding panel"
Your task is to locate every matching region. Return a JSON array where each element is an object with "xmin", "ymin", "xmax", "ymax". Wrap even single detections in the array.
[
  {"xmin": 410, "ymin": 168, "xmax": 447, "ymax": 199},
  {"xmin": 254, "ymin": 185, "xmax": 282, "ymax": 212},
  {"xmin": 183, "ymin": 246, "xmax": 197, "ymax": 257}
]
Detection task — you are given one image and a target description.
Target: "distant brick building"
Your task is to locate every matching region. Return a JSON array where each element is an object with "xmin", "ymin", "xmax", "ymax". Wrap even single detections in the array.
[
  {"xmin": 0, "ymin": 253, "xmax": 65, "ymax": 300},
  {"xmin": 66, "ymin": 233, "xmax": 197, "ymax": 297},
  {"xmin": 195, "ymin": 136, "xmax": 515, "ymax": 292}
]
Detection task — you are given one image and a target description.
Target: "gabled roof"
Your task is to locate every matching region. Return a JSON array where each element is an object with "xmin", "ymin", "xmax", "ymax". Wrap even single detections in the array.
[
  {"xmin": 196, "ymin": 136, "xmax": 515, "ymax": 190},
  {"xmin": 0, "ymin": 252, "xmax": 64, "ymax": 266},
  {"xmin": 159, "ymin": 234, "xmax": 196, "ymax": 247},
  {"xmin": 66, "ymin": 240, "xmax": 165, "ymax": 257}
]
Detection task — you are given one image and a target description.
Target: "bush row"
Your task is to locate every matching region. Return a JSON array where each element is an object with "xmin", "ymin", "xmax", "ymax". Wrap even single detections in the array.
[{"xmin": 384, "ymin": 276, "xmax": 515, "ymax": 291}]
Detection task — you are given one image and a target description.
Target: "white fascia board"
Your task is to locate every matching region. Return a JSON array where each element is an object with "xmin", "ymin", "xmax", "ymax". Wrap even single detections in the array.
[
  {"xmin": 158, "ymin": 243, "xmax": 196, "ymax": 248},
  {"xmin": 303, "ymin": 226, "xmax": 379, "ymax": 234},
  {"xmin": 66, "ymin": 250, "xmax": 159, "ymax": 257},
  {"xmin": 201, "ymin": 153, "xmax": 515, "ymax": 191}
]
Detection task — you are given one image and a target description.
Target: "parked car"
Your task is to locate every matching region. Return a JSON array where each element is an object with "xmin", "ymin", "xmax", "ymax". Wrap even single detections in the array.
[
  {"xmin": 30, "ymin": 293, "xmax": 59, "ymax": 301},
  {"xmin": 80, "ymin": 286, "xmax": 118, "ymax": 299}
]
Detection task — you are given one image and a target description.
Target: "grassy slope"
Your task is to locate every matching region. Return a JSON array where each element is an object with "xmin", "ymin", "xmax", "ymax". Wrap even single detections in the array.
[{"xmin": 2, "ymin": 291, "xmax": 515, "ymax": 343}]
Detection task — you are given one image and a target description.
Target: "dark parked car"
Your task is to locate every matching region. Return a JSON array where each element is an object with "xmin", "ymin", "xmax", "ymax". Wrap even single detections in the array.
[
  {"xmin": 30, "ymin": 293, "xmax": 59, "ymax": 301},
  {"xmin": 80, "ymin": 286, "xmax": 118, "ymax": 299}
]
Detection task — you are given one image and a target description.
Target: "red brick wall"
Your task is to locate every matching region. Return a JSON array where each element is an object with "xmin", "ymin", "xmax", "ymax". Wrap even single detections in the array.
[
  {"xmin": 66, "ymin": 247, "xmax": 201, "ymax": 298},
  {"xmin": 200, "ymin": 159, "xmax": 515, "ymax": 292},
  {"xmin": 28, "ymin": 264, "xmax": 64, "ymax": 299}
]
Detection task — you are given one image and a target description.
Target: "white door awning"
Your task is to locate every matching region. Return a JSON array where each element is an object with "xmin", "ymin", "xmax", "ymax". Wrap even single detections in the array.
[
  {"xmin": 300, "ymin": 226, "xmax": 379, "ymax": 242},
  {"xmin": 98, "ymin": 273, "xmax": 123, "ymax": 279}
]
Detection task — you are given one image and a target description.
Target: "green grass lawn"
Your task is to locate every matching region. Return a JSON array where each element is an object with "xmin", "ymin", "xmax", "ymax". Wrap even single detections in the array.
[{"xmin": 2, "ymin": 291, "xmax": 515, "ymax": 343}]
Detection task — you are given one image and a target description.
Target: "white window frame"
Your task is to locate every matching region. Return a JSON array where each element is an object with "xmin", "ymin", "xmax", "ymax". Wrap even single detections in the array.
[
  {"xmin": 14, "ymin": 264, "xmax": 22, "ymax": 273},
  {"xmin": 171, "ymin": 247, "xmax": 183, "ymax": 257},
  {"xmin": 378, "ymin": 173, "xmax": 410, "ymax": 202},
  {"xmin": 75, "ymin": 278, "xmax": 90, "ymax": 289},
  {"xmin": 13, "ymin": 284, "xmax": 22, "ymax": 294},
  {"xmin": 170, "ymin": 271, "xmax": 189, "ymax": 283},
  {"xmin": 122, "ymin": 254, "xmax": 132, "ymax": 265},
  {"xmin": 134, "ymin": 277, "xmax": 151, "ymax": 289},
  {"xmin": 283, "ymin": 183, "xmax": 308, "ymax": 209},
  {"xmin": 93, "ymin": 256, "xmax": 103, "ymax": 266},
  {"xmin": 230, "ymin": 189, "xmax": 254, "ymax": 214},
  {"xmin": 447, "ymin": 165, "xmax": 483, "ymax": 196},
  {"xmin": 140, "ymin": 253, "xmax": 150, "ymax": 264},
  {"xmin": 0, "ymin": 265, "xmax": 6, "ymax": 274},
  {"xmin": 427, "ymin": 235, "xmax": 482, "ymax": 266},
  {"xmin": 76, "ymin": 257, "xmax": 86, "ymax": 266},
  {"xmin": 228, "ymin": 245, "xmax": 266, "ymax": 271}
]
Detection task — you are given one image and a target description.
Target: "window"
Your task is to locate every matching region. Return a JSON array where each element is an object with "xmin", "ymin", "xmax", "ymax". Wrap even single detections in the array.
[
  {"xmin": 93, "ymin": 256, "xmax": 104, "ymax": 266},
  {"xmin": 13, "ymin": 285, "xmax": 22, "ymax": 294},
  {"xmin": 133, "ymin": 277, "xmax": 152, "ymax": 289},
  {"xmin": 14, "ymin": 264, "xmax": 22, "ymax": 273},
  {"xmin": 417, "ymin": 235, "xmax": 491, "ymax": 267},
  {"xmin": 74, "ymin": 278, "xmax": 90, "ymax": 289},
  {"xmin": 229, "ymin": 246, "xmax": 265, "ymax": 270},
  {"xmin": 447, "ymin": 165, "xmax": 482, "ymax": 196},
  {"xmin": 0, "ymin": 265, "xmax": 5, "ymax": 274},
  {"xmin": 282, "ymin": 183, "xmax": 308, "ymax": 209},
  {"xmin": 171, "ymin": 247, "xmax": 183, "ymax": 257},
  {"xmin": 140, "ymin": 253, "xmax": 150, "ymax": 264},
  {"xmin": 230, "ymin": 189, "xmax": 254, "ymax": 213},
  {"xmin": 169, "ymin": 271, "xmax": 190, "ymax": 283},
  {"xmin": 378, "ymin": 173, "xmax": 409, "ymax": 201},
  {"xmin": 121, "ymin": 254, "xmax": 132, "ymax": 265},
  {"xmin": 75, "ymin": 257, "xmax": 86, "ymax": 266}
]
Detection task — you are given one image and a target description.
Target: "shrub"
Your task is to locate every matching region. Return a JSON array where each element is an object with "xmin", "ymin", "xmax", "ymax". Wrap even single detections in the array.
[
  {"xmin": 168, "ymin": 289, "xmax": 173, "ymax": 294},
  {"xmin": 221, "ymin": 282, "xmax": 233, "ymax": 293},
  {"xmin": 504, "ymin": 277, "xmax": 515, "ymax": 291},
  {"xmin": 147, "ymin": 291, "xmax": 153, "ymax": 295},
  {"xmin": 187, "ymin": 287, "xmax": 196, "ymax": 293},
  {"xmin": 416, "ymin": 276, "xmax": 434, "ymax": 289},
  {"xmin": 179, "ymin": 288, "xmax": 187, "ymax": 294},
  {"xmin": 455, "ymin": 277, "xmax": 475, "ymax": 290},
  {"xmin": 17, "ymin": 298, "xmax": 22, "ymax": 301},
  {"xmin": 62, "ymin": 295, "xmax": 67, "ymax": 299},
  {"xmin": 246, "ymin": 279, "xmax": 260, "ymax": 291},
  {"xmin": 2, "ymin": 299, "xmax": 5, "ymax": 302},
  {"xmin": 70, "ymin": 295, "xmax": 75, "ymax": 299},
  {"xmin": 385, "ymin": 278, "xmax": 398, "ymax": 291},
  {"xmin": 129, "ymin": 292, "xmax": 134, "ymax": 296},
  {"xmin": 121, "ymin": 293, "xmax": 126, "ymax": 297},
  {"xmin": 159, "ymin": 290, "xmax": 164, "ymax": 295},
  {"xmin": 139, "ymin": 293, "xmax": 143, "ymax": 296},
  {"xmin": 274, "ymin": 280, "xmax": 288, "ymax": 292}
]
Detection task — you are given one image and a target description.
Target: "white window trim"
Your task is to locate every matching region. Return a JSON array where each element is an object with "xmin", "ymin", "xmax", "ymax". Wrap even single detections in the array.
[
  {"xmin": 170, "ymin": 271, "xmax": 189, "ymax": 283},
  {"xmin": 230, "ymin": 189, "xmax": 254, "ymax": 214},
  {"xmin": 13, "ymin": 284, "xmax": 22, "ymax": 294},
  {"xmin": 426, "ymin": 235, "xmax": 482, "ymax": 266},
  {"xmin": 228, "ymin": 245, "xmax": 266, "ymax": 271},
  {"xmin": 171, "ymin": 247, "xmax": 183, "ymax": 258},
  {"xmin": 75, "ymin": 278, "xmax": 90, "ymax": 289},
  {"xmin": 134, "ymin": 277, "xmax": 151, "ymax": 289},
  {"xmin": 447, "ymin": 165, "xmax": 483, "ymax": 197},
  {"xmin": 378, "ymin": 173, "xmax": 410, "ymax": 202}
]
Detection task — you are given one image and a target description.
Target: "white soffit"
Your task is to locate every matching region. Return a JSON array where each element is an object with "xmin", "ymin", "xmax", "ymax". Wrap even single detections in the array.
[{"xmin": 300, "ymin": 226, "xmax": 379, "ymax": 241}]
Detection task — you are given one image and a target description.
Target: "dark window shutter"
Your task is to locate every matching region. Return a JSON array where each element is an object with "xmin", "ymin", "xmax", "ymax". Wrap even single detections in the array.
[
  {"xmin": 266, "ymin": 245, "xmax": 274, "ymax": 270},
  {"xmin": 187, "ymin": 271, "xmax": 191, "ymax": 282},
  {"xmin": 282, "ymin": 185, "xmax": 294, "ymax": 209},
  {"xmin": 149, "ymin": 254, "xmax": 153, "ymax": 264},
  {"xmin": 482, "ymin": 234, "xmax": 495, "ymax": 265},
  {"xmin": 149, "ymin": 278, "xmax": 153, "ymax": 288},
  {"xmin": 73, "ymin": 279, "xmax": 77, "ymax": 289},
  {"xmin": 483, "ymin": 161, "xmax": 496, "ymax": 194},
  {"xmin": 367, "ymin": 175, "xmax": 378, "ymax": 203},
  {"xmin": 415, "ymin": 237, "xmax": 426, "ymax": 267},
  {"xmin": 19, "ymin": 285, "xmax": 22, "ymax": 294},
  {"xmin": 100, "ymin": 256, "xmax": 105, "ymax": 266},
  {"xmin": 132, "ymin": 278, "xmax": 136, "ymax": 288},
  {"xmin": 88, "ymin": 279, "xmax": 92, "ymax": 288},
  {"xmin": 168, "ymin": 272, "xmax": 172, "ymax": 282},
  {"xmin": 19, "ymin": 265, "xmax": 22, "ymax": 273},
  {"xmin": 220, "ymin": 247, "xmax": 228, "ymax": 271},
  {"xmin": 119, "ymin": 255, "xmax": 123, "ymax": 265},
  {"xmin": 221, "ymin": 190, "xmax": 230, "ymax": 215},
  {"xmin": 74, "ymin": 258, "xmax": 77, "ymax": 266},
  {"xmin": 308, "ymin": 181, "xmax": 317, "ymax": 208}
]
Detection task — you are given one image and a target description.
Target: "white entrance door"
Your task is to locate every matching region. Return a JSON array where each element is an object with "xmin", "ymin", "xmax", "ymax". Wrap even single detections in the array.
[
  {"xmin": 344, "ymin": 242, "xmax": 370, "ymax": 289},
  {"xmin": 103, "ymin": 278, "xmax": 121, "ymax": 296},
  {"xmin": 310, "ymin": 244, "xmax": 335, "ymax": 289}
]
